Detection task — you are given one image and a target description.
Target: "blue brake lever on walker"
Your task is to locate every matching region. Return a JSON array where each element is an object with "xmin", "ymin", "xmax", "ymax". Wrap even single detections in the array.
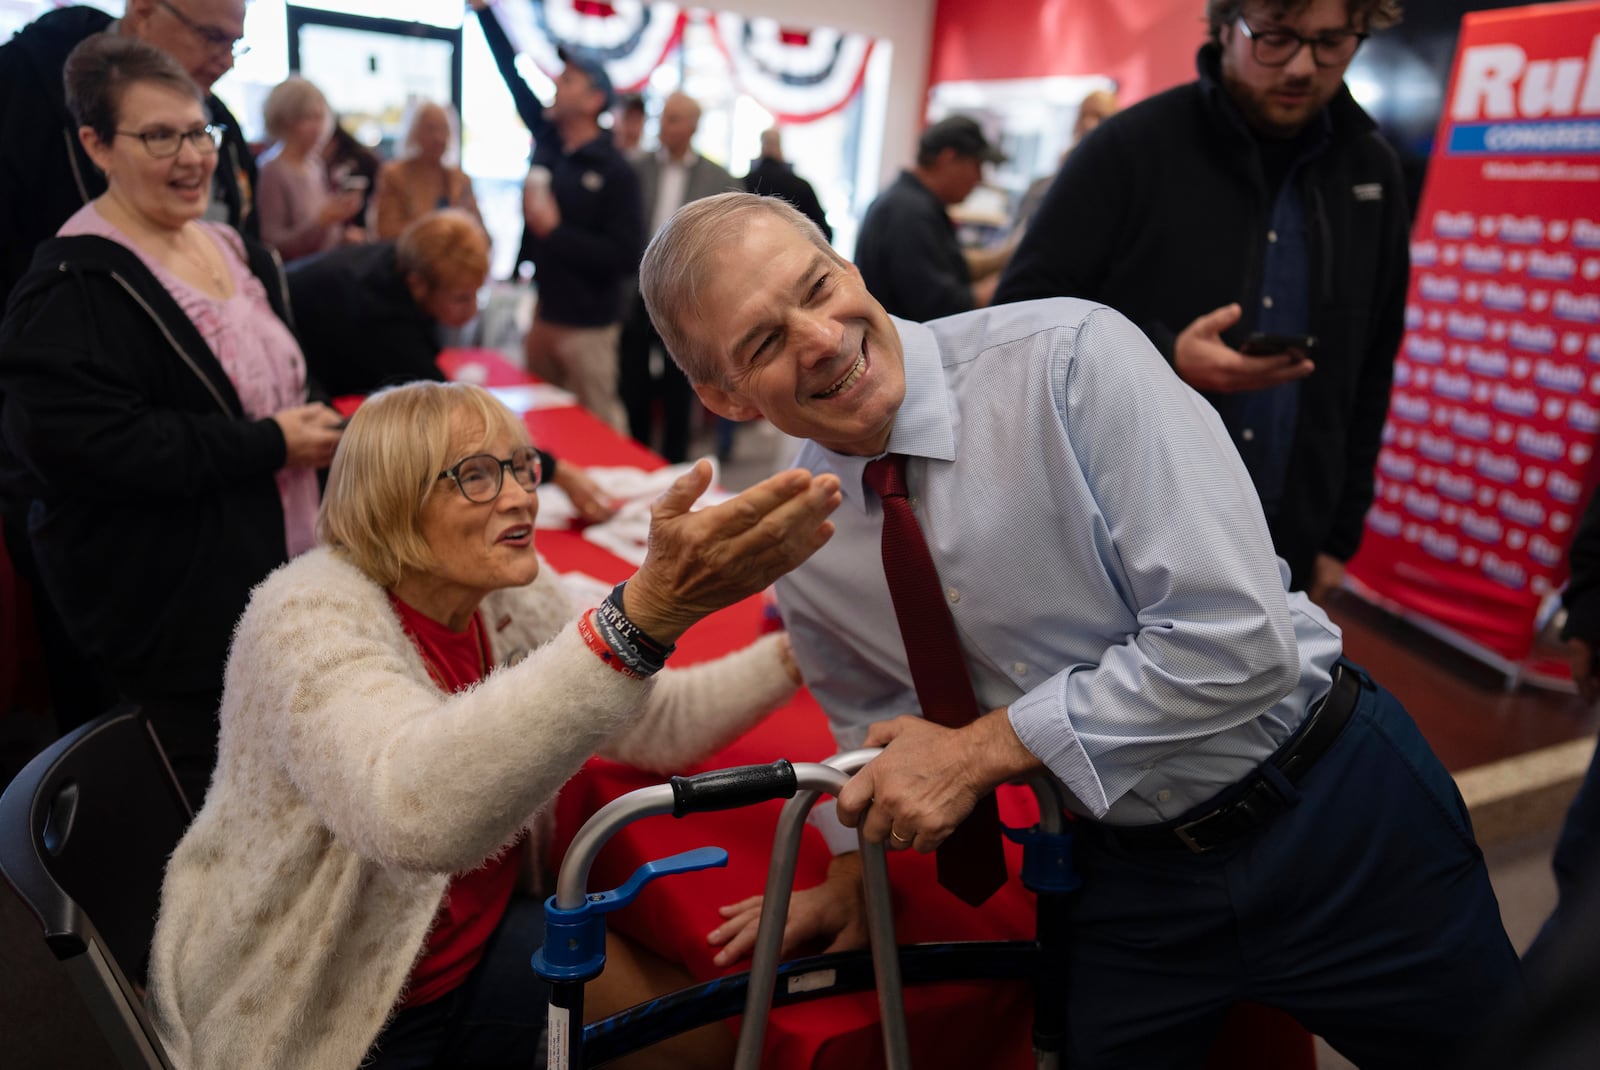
[
  {"xmin": 534, "ymin": 846, "xmax": 729, "ymax": 981},
  {"xmin": 1003, "ymin": 824, "xmax": 1080, "ymax": 895}
]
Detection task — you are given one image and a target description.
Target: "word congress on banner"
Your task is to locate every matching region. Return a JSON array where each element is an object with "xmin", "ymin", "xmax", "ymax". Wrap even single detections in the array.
[{"xmin": 1348, "ymin": 1, "xmax": 1600, "ymax": 663}]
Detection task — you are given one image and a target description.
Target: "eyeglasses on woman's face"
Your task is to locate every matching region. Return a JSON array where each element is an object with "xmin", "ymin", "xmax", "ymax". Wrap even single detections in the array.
[
  {"xmin": 437, "ymin": 445, "xmax": 542, "ymax": 503},
  {"xmin": 114, "ymin": 123, "xmax": 224, "ymax": 159}
]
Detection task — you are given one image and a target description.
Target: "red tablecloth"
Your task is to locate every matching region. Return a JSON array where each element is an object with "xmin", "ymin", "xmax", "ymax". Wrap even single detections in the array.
[{"xmin": 438, "ymin": 349, "xmax": 1315, "ymax": 1069}]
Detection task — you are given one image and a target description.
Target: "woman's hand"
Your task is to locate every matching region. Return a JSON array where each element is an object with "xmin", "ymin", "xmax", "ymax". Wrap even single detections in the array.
[
  {"xmin": 776, "ymin": 633, "xmax": 804, "ymax": 687},
  {"xmin": 317, "ymin": 190, "xmax": 365, "ymax": 228},
  {"xmin": 624, "ymin": 461, "xmax": 840, "ymax": 644},
  {"xmin": 707, "ymin": 852, "xmax": 866, "ymax": 967},
  {"xmin": 273, "ymin": 403, "xmax": 345, "ymax": 469},
  {"xmin": 553, "ymin": 462, "xmax": 619, "ymax": 525}
]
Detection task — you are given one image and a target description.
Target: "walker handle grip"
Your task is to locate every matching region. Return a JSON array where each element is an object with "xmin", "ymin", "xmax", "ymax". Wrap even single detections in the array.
[{"xmin": 670, "ymin": 760, "xmax": 798, "ymax": 817}]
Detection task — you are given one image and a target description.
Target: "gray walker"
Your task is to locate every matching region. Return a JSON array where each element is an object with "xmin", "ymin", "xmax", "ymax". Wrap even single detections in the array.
[{"xmin": 535, "ymin": 750, "xmax": 1077, "ymax": 1068}]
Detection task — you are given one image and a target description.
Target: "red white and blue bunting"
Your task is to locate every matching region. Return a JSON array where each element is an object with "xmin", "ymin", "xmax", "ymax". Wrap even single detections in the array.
[
  {"xmin": 497, "ymin": 2, "xmax": 876, "ymax": 124},
  {"xmin": 500, "ymin": 0, "xmax": 687, "ymax": 93},
  {"xmin": 708, "ymin": 13, "xmax": 875, "ymax": 123}
]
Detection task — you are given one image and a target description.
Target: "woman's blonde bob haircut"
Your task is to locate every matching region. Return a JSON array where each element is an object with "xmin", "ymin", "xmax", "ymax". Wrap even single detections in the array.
[
  {"xmin": 317, "ymin": 381, "xmax": 531, "ymax": 588},
  {"xmin": 263, "ymin": 75, "xmax": 332, "ymax": 143}
]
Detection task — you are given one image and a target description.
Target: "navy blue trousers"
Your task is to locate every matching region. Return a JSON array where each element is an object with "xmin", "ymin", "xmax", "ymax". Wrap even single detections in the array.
[
  {"xmin": 1065, "ymin": 667, "xmax": 1521, "ymax": 1069},
  {"xmin": 367, "ymin": 895, "xmax": 549, "ymax": 1070}
]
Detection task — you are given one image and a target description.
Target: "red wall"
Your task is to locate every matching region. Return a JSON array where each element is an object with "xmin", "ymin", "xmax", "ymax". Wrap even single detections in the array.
[{"xmin": 928, "ymin": 0, "xmax": 1209, "ymax": 105}]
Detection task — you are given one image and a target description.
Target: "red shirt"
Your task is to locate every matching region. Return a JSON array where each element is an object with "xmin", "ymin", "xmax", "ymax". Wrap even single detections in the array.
[{"xmin": 388, "ymin": 593, "xmax": 523, "ymax": 1008}]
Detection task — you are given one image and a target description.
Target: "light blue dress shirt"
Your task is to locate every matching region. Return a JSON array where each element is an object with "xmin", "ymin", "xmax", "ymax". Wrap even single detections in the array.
[{"xmin": 777, "ymin": 299, "xmax": 1342, "ymax": 830}]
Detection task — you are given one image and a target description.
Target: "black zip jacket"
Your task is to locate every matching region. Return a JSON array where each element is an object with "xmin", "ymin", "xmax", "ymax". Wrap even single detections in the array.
[
  {"xmin": 0, "ymin": 234, "xmax": 295, "ymax": 700},
  {"xmin": 0, "ymin": 6, "xmax": 260, "ymax": 309},
  {"xmin": 996, "ymin": 44, "xmax": 1410, "ymax": 590},
  {"xmin": 475, "ymin": 5, "xmax": 643, "ymax": 325}
]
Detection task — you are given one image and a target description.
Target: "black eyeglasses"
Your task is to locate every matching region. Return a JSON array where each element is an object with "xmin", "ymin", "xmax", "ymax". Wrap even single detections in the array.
[
  {"xmin": 437, "ymin": 446, "xmax": 542, "ymax": 503},
  {"xmin": 114, "ymin": 124, "xmax": 223, "ymax": 158},
  {"xmin": 1236, "ymin": 17, "xmax": 1366, "ymax": 68},
  {"xmin": 158, "ymin": 0, "xmax": 251, "ymax": 58}
]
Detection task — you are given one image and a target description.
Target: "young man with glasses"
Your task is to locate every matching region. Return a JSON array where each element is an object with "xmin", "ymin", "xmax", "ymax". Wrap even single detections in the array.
[
  {"xmin": 0, "ymin": 0, "xmax": 255, "ymax": 312},
  {"xmin": 997, "ymin": 0, "xmax": 1408, "ymax": 607}
]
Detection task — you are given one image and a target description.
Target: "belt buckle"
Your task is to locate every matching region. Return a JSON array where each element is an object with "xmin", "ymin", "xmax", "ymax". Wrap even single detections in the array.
[{"xmin": 1172, "ymin": 816, "xmax": 1216, "ymax": 854}]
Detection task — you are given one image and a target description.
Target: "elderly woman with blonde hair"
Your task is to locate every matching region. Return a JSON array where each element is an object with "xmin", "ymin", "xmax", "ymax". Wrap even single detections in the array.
[
  {"xmin": 256, "ymin": 75, "xmax": 364, "ymax": 260},
  {"xmin": 374, "ymin": 99, "xmax": 484, "ymax": 240},
  {"xmin": 145, "ymin": 379, "xmax": 841, "ymax": 1069}
]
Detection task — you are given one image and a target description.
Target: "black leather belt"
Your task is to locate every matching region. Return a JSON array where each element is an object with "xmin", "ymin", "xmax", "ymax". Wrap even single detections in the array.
[{"xmin": 1096, "ymin": 662, "xmax": 1364, "ymax": 855}]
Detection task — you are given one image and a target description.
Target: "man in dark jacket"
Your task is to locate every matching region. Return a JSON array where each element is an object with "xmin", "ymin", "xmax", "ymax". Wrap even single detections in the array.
[
  {"xmin": 744, "ymin": 127, "xmax": 831, "ymax": 241},
  {"xmin": 471, "ymin": 0, "xmax": 643, "ymax": 434},
  {"xmin": 995, "ymin": 0, "xmax": 1409, "ymax": 603},
  {"xmin": 855, "ymin": 114, "xmax": 1012, "ymax": 323},
  {"xmin": 286, "ymin": 213, "xmax": 488, "ymax": 399},
  {"xmin": 0, "ymin": 0, "xmax": 258, "ymax": 310}
]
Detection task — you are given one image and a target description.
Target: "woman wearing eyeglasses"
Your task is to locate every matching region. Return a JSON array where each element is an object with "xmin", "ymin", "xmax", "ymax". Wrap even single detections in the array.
[
  {"xmin": 144, "ymin": 379, "xmax": 839, "ymax": 1069},
  {"xmin": 0, "ymin": 34, "xmax": 343, "ymax": 802}
]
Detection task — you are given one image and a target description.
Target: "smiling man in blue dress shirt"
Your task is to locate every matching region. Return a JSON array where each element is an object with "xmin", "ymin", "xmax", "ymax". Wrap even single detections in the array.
[{"xmin": 640, "ymin": 191, "xmax": 1519, "ymax": 1068}]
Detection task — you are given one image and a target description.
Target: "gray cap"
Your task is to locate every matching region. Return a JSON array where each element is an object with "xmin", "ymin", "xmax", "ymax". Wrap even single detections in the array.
[{"xmin": 919, "ymin": 115, "xmax": 1007, "ymax": 164}]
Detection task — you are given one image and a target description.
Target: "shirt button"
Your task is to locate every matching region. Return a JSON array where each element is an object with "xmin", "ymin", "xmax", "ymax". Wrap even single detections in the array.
[
  {"xmin": 947, "ymin": 587, "xmax": 960, "ymax": 604},
  {"xmin": 1267, "ymin": 229, "xmax": 1278, "ymax": 243},
  {"xmin": 1013, "ymin": 661, "xmax": 1028, "ymax": 675},
  {"xmin": 1156, "ymin": 789, "xmax": 1172, "ymax": 803},
  {"xmin": 1242, "ymin": 428, "xmax": 1256, "ymax": 442},
  {"xmin": 1262, "ymin": 295, "xmax": 1275, "ymax": 309}
]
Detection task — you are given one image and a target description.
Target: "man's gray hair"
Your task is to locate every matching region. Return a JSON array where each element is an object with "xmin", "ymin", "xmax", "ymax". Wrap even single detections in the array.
[{"xmin": 639, "ymin": 191, "xmax": 846, "ymax": 387}]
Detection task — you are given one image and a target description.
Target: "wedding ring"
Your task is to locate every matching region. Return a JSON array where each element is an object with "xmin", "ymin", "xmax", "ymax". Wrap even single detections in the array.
[{"xmin": 890, "ymin": 827, "xmax": 912, "ymax": 844}]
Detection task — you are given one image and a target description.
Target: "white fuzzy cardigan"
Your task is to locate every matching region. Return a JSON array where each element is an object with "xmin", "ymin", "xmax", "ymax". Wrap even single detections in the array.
[{"xmin": 145, "ymin": 547, "xmax": 796, "ymax": 1069}]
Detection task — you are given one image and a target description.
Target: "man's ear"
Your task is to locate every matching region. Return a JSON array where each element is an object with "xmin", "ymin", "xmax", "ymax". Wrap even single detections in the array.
[
  {"xmin": 121, "ymin": 0, "xmax": 157, "ymax": 33},
  {"xmin": 693, "ymin": 381, "xmax": 761, "ymax": 422}
]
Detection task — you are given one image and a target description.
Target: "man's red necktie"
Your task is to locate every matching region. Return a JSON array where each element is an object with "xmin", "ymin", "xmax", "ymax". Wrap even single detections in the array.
[{"xmin": 863, "ymin": 454, "xmax": 1007, "ymax": 906}]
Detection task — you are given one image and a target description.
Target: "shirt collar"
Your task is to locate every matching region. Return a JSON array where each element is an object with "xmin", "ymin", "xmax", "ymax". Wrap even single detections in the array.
[{"xmin": 809, "ymin": 316, "xmax": 957, "ymax": 515}]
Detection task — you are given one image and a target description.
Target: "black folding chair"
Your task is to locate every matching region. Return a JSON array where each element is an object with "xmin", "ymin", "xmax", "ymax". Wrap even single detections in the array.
[{"xmin": 0, "ymin": 706, "xmax": 192, "ymax": 1070}]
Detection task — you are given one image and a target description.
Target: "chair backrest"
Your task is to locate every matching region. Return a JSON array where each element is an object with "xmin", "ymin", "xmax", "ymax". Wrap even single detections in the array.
[{"xmin": 0, "ymin": 706, "xmax": 192, "ymax": 1069}]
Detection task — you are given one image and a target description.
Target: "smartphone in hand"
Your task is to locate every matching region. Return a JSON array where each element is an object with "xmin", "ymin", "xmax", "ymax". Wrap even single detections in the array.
[{"xmin": 1239, "ymin": 332, "xmax": 1316, "ymax": 357}]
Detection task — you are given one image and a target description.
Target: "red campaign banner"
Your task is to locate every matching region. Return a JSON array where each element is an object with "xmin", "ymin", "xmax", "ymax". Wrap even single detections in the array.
[{"xmin": 1347, "ymin": 2, "xmax": 1600, "ymax": 664}]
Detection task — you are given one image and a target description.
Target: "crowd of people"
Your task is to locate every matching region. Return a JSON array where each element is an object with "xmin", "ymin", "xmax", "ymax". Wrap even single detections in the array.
[{"xmin": 0, "ymin": 0, "xmax": 1588, "ymax": 1067}]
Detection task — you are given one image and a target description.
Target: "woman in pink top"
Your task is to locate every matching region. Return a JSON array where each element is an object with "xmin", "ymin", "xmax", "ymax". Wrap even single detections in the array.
[
  {"xmin": 0, "ymin": 35, "xmax": 343, "ymax": 804},
  {"xmin": 256, "ymin": 75, "xmax": 364, "ymax": 261}
]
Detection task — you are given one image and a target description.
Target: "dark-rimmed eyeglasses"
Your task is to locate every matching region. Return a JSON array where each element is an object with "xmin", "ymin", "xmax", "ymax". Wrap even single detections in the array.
[
  {"xmin": 1236, "ymin": 17, "xmax": 1366, "ymax": 68},
  {"xmin": 437, "ymin": 446, "xmax": 542, "ymax": 503},
  {"xmin": 158, "ymin": 0, "xmax": 251, "ymax": 59},
  {"xmin": 114, "ymin": 124, "xmax": 223, "ymax": 158}
]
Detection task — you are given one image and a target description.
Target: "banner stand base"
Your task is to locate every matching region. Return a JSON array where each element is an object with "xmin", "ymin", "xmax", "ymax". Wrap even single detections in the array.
[{"xmin": 1339, "ymin": 574, "xmax": 1578, "ymax": 695}]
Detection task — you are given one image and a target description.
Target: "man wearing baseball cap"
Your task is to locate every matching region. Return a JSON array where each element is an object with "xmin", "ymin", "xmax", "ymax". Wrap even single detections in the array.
[
  {"xmin": 472, "ymin": 0, "xmax": 643, "ymax": 432},
  {"xmin": 854, "ymin": 114, "xmax": 1014, "ymax": 321}
]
